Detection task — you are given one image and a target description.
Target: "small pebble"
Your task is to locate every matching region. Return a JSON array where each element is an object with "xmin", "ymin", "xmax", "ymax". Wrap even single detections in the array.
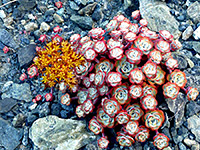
[
  {"xmin": 193, "ymin": 26, "xmax": 200, "ymax": 40},
  {"xmin": 24, "ymin": 22, "xmax": 38, "ymax": 31},
  {"xmin": 53, "ymin": 13, "xmax": 64, "ymax": 23},
  {"xmin": 0, "ymin": 10, "xmax": 6, "ymax": 19},
  {"xmin": 182, "ymin": 25, "xmax": 193, "ymax": 40},
  {"xmin": 40, "ymin": 22, "xmax": 50, "ymax": 31}
]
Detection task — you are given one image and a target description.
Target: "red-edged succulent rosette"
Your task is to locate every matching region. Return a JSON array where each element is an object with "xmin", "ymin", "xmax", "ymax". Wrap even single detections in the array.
[
  {"xmin": 129, "ymin": 84, "xmax": 143, "ymax": 99},
  {"xmin": 88, "ymin": 86, "xmax": 99, "ymax": 100},
  {"xmin": 167, "ymin": 69, "xmax": 187, "ymax": 88},
  {"xmin": 107, "ymin": 38, "xmax": 124, "ymax": 50},
  {"xmin": 163, "ymin": 82, "xmax": 180, "ymax": 99},
  {"xmin": 112, "ymin": 85, "xmax": 129, "ymax": 105},
  {"xmin": 93, "ymin": 40, "xmax": 107, "ymax": 54},
  {"xmin": 79, "ymin": 36, "xmax": 90, "ymax": 46},
  {"xmin": 75, "ymin": 105, "xmax": 85, "ymax": 118},
  {"xmin": 77, "ymin": 90, "xmax": 88, "ymax": 104},
  {"xmin": 106, "ymin": 19, "xmax": 119, "ymax": 32},
  {"xmin": 159, "ymin": 30, "xmax": 173, "ymax": 41},
  {"xmin": 80, "ymin": 40, "xmax": 94, "ymax": 55},
  {"xmin": 98, "ymin": 85, "xmax": 109, "ymax": 96},
  {"xmin": 186, "ymin": 87, "xmax": 199, "ymax": 101},
  {"xmin": 38, "ymin": 34, "xmax": 47, "ymax": 43},
  {"xmin": 170, "ymin": 39, "xmax": 182, "ymax": 51},
  {"xmin": 124, "ymin": 32, "xmax": 137, "ymax": 42},
  {"xmin": 155, "ymin": 40, "xmax": 170, "ymax": 54},
  {"xmin": 129, "ymin": 68, "xmax": 145, "ymax": 84},
  {"xmin": 84, "ymin": 48, "xmax": 97, "ymax": 61},
  {"xmin": 165, "ymin": 57, "xmax": 178, "ymax": 70},
  {"xmin": 75, "ymin": 61, "xmax": 91, "ymax": 77},
  {"xmin": 88, "ymin": 28, "xmax": 105, "ymax": 40},
  {"xmin": 139, "ymin": 19, "xmax": 148, "ymax": 27},
  {"xmin": 148, "ymin": 49, "xmax": 162, "ymax": 64},
  {"xmin": 98, "ymin": 136, "xmax": 110, "ymax": 149},
  {"xmin": 69, "ymin": 34, "xmax": 81, "ymax": 45},
  {"xmin": 115, "ymin": 110, "xmax": 130, "ymax": 125},
  {"xmin": 118, "ymin": 21, "xmax": 131, "ymax": 31},
  {"xmin": 142, "ymin": 84, "xmax": 158, "ymax": 98},
  {"xmin": 131, "ymin": 10, "xmax": 140, "ymax": 20},
  {"xmin": 106, "ymin": 72, "xmax": 122, "ymax": 87},
  {"xmin": 27, "ymin": 65, "xmax": 38, "ymax": 78},
  {"xmin": 140, "ymin": 30, "xmax": 159, "ymax": 40},
  {"xmin": 140, "ymin": 94, "xmax": 158, "ymax": 111},
  {"xmin": 148, "ymin": 66, "xmax": 166, "ymax": 86},
  {"xmin": 124, "ymin": 120, "xmax": 139, "ymax": 136},
  {"xmin": 134, "ymin": 125, "xmax": 150, "ymax": 142},
  {"xmin": 126, "ymin": 104, "xmax": 144, "ymax": 121},
  {"xmin": 82, "ymin": 99, "xmax": 94, "ymax": 114},
  {"xmin": 35, "ymin": 94, "xmax": 42, "ymax": 102},
  {"xmin": 125, "ymin": 48, "xmax": 142, "ymax": 64},
  {"xmin": 96, "ymin": 108, "xmax": 115, "ymax": 128},
  {"xmin": 134, "ymin": 36, "xmax": 153, "ymax": 55},
  {"xmin": 95, "ymin": 58, "xmax": 114, "ymax": 74},
  {"xmin": 60, "ymin": 93, "xmax": 71, "ymax": 106},
  {"xmin": 45, "ymin": 93, "xmax": 53, "ymax": 101},
  {"xmin": 113, "ymin": 14, "xmax": 126, "ymax": 22},
  {"xmin": 116, "ymin": 56, "xmax": 135, "ymax": 79},
  {"xmin": 82, "ymin": 77, "xmax": 91, "ymax": 88},
  {"xmin": 89, "ymin": 117, "xmax": 103, "ymax": 135},
  {"xmin": 161, "ymin": 52, "xmax": 172, "ymax": 62},
  {"xmin": 109, "ymin": 47, "xmax": 124, "ymax": 60},
  {"xmin": 52, "ymin": 34, "xmax": 64, "ymax": 44},
  {"xmin": 109, "ymin": 30, "xmax": 122, "ymax": 40},
  {"xmin": 19, "ymin": 73, "xmax": 27, "ymax": 81},
  {"xmin": 89, "ymin": 73, "xmax": 95, "ymax": 82},
  {"xmin": 129, "ymin": 23, "xmax": 139, "ymax": 34},
  {"xmin": 153, "ymin": 133, "xmax": 170, "ymax": 150},
  {"xmin": 116, "ymin": 132, "xmax": 135, "ymax": 147},
  {"xmin": 143, "ymin": 110, "xmax": 165, "ymax": 131},
  {"xmin": 94, "ymin": 71, "xmax": 106, "ymax": 87},
  {"xmin": 142, "ymin": 61, "xmax": 158, "ymax": 79},
  {"xmin": 102, "ymin": 98, "xmax": 121, "ymax": 117}
]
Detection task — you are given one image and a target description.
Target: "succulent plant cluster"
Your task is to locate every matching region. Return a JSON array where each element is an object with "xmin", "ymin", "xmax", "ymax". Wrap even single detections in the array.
[{"xmin": 59, "ymin": 10, "xmax": 200, "ymax": 149}]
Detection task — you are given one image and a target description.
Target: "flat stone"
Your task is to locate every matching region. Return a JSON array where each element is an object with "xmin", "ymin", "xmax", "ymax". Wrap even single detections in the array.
[
  {"xmin": 70, "ymin": 15, "xmax": 93, "ymax": 30},
  {"xmin": 18, "ymin": 0, "xmax": 36, "ymax": 11},
  {"xmin": 17, "ymin": 44, "xmax": 36, "ymax": 67},
  {"xmin": 0, "ymin": 10, "xmax": 6, "ymax": 19},
  {"xmin": 24, "ymin": 22, "xmax": 38, "ymax": 32},
  {"xmin": 69, "ymin": 1, "xmax": 80, "ymax": 10},
  {"xmin": 139, "ymin": 0, "xmax": 181, "ymax": 39},
  {"xmin": 53, "ymin": 14, "xmax": 64, "ymax": 23},
  {"xmin": 0, "ymin": 62, "xmax": 11, "ymax": 81},
  {"xmin": 182, "ymin": 25, "xmax": 193, "ymax": 40},
  {"xmin": 1, "ymin": 82, "xmax": 32, "ymax": 102},
  {"xmin": 0, "ymin": 98, "xmax": 18, "ymax": 113},
  {"xmin": 0, "ymin": 117, "xmax": 23, "ymax": 150},
  {"xmin": 40, "ymin": 22, "xmax": 50, "ymax": 32},
  {"xmin": 187, "ymin": 115, "xmax": 200, "ymax": 142},
  {"xmin": 187, "ymin": 1, "xmax": 200, "ymax": 24},
  {"xmin": 78, "ymin": 2, "xmax": 97, "ymax": 15},
  {"xmin": 185, "ymin": 101, "xmax": 200, "ymax": 118},
  {"xmin": 0, "ymin": 29, "xmax": 19, "ymax": 49},
  {"xmin": 193, "ymin": 26, "xmax": 200, "ymax": 40},
  {"xmin": 29, "ymin": 115, "xmax": 96, "ymax": 150}
]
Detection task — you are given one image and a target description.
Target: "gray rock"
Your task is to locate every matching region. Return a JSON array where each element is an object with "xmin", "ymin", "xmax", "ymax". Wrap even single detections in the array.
[
  {"xmin": 24, "ymin": 22, "xmax": 38, "ymax": 32},
  {"xmin": 185, "ymin": 101, "xmax": 200, "ymax": 118},
  {"xmin": 0, "ymin": 29, "xmax": 19, "ymax": 49},
  {"xmin": 78, "ymin": 2, "xmax": 97, "ymax": 15},
  {"xmin": 139, "ymin": 0, "xmax": 181, "ymax": 39},
  {"xmin": 182, "ymin": 26, "xmax": 193, "ymax": 40},
  {"xmin": 165, "ymin": 93, "xmax": 187, "ymax": 128},
  {"xmin": 12, "ymin": 113, "xmax": 26, "ymax": 127},
  {"xmin": 0, "ymin": 117, "xmax": 23, "ymax": 150},
  {"xmin": 18, "ymin": 0, "xmax": 36, "ymax": 11},
  {"xmin": 37, "ymin": 102, "xmax": 50, "ymax": 118},
  {"xmin": 184, "ymin": 41, "xmax": 200, "ymax": 54},
  {"xmin": 187, "ymin": 1, "xmax": 200, "ymax": 24},
  {"xmin": 53, "ymin": 13, "xmax": 64, "ymax": 23},
  {"xmin": 193, "ymin": 26, "xmax": 200, "ymax": 40},
  {"xmin": 17, "ymin": 44, "xmax": 36, "ymax": 67},
  {"xmin": 40, "ymin": 22, "xmax": 50, "ymax": 32},
  {"xmin": 0, "ymin": 10, "xmax": 6, "ymax": 19},
  {"xmin": 183, "ymin": 138, "xmax": 197, "ymax": 147},
  {"xmin": 178, "ymin": 143, "xmax": 186, "ymax": 150},
  {"xmin": 0, "ymin": 62, "xmax": 11, "ymax": 81},
  {"xmin": 1, "ymin": 82, "xmax": 32, "ymax": 102},
  {"xmin": 172, "ymin": 52, "xmax": 188, "ymax": 69},
  {"xmin": 187, "ymin": 115, "xmax": 200, "ymax": 142},
  {"xmin": 0, "ymin": 98, "xmax": 18, "ymax": 113},
  {"xmin": 70, "ymin": 15, "xmax": 93, "ymax": 30},
  {"xmin": 69, "ymin": 1, "xmax": 80, "ymax": 10},
  {"xmin": 29, "ymin": 115, "xmax": 96, "ymax": 150}
]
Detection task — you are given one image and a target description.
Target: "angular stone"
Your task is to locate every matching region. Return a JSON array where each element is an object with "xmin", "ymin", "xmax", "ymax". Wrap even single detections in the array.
[
  {"xmin": 70, "ymin": 15, "xmax": 93, "ymax": 30},
  {"xmin": 40, "ymin": 22, "xmax": 50, "ymax": 32},
  {"xmin": 78, "ymin": 2, "xmax": 97, "ymax": 15},
  {"xmin": 193, "ymin": 26, "xmax": 200, "ymax": 40},
  {"xmin": 0, "ymin": 10, "xmax": 6, "ymax": 19},
  {"xmin": 53, "ymin": 14, "xmax": 64, "ymax": 23},
  {"xmin": 0, "ymin": 117, "xmax": 23, "ymax": 150},
  {"xmin": 18, "ymin": 0, "xmax": 36, "ymax": 11},
  {"xmin": 187, "ymin": 115, "xmax": 200, "ymax": 142},
  {"xmin": 139, "ymin": 0, "xmax": 181, "ymax": 39},
  {"xmin": 0, "ymin": 29, "xmax": 19, "ymax": 49},
  {"xmin": 24, "ymin": 22, "xmax": 38, "ymax": 31},
  {"xmin": 0, "ymin": 98, "xmax": 18, "ymax": 113},
  {"xmin": 29, "ymin": 115, "xmax": 96, "ymax": 150},
  {"xmin": 187, "ymin": 1, "xmax": 200, "ymax": 24},
  {"xmin": 17, "ymin": 44, "xmax": 36, "ymax": 67},
  {"xmin": 182, "ymin": 26, "xmax": 193, "ymax": 40},
  {"xmin": 1, "ymin": 82, "xmax": 32, "ymax": 102},
  {"xmin": 185, "ymin": 101, "xmax": 200, "ymax": 118}
]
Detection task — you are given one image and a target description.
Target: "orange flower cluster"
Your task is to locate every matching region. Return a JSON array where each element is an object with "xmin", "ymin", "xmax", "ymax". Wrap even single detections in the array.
[{"xmin": 34, "ymin": 40, "xmax": 85, "ymax": 89}]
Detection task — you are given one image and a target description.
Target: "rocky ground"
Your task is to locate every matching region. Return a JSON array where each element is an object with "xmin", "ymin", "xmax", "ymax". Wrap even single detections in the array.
[{"xmin": 0, "ymin": 0, "xmax": 200, "ymax": 150}]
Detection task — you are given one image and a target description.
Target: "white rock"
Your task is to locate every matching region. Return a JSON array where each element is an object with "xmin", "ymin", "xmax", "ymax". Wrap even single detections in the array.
[
  {"xmin": 28, "ymin": 14, "xmax": 36, "ymax": 20},
  {"xmin": 0, "ymin": 10, "xmax": 6, "ymax": 19},
  {"xmin": 182, "ymin": 26, "xmax": 193, "ymax": 40},
  {"xmin": 40, "ymin": 22, "xmax": 50, "ymax": 32},
  {"xmin": 193, "ymin": 26, "xmax": 200, "ymax": 40},
  {"xmin": 183, "ymin": 138, "xmax": 197, "ymax": 147},
  {"xmin": 21, "ymin": 20, "xmax": 26, "ymax": 25},
  {"xmin": 24, "ymin": 22, "xmax": 38, "ymax": 31}
]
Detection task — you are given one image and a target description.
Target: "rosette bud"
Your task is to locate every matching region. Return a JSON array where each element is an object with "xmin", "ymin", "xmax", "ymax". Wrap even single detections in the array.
[
  {"xmin": 60, "ymin": 93, "xmax": 71, "ymax": 106},
  {"xmin": 116, "ymin": 132, "xmax": 135, "ymax": 147},
  {"xmin": 124, "ymin": 120, "xmax": 139, "ymax": 135},
  {"xmin": 115, "ymin": 110, "xmax": 130, "ymax": 124},
  {"xmin": 126, "ymin": 104, "xmax": 144, "ymax": 121},
  {"xmin": 163, "ymin": 82, "xmax": 180, "ymax": 99},
  {"xmin": 98, "ymin": 136, "xmax": 109, "ymax": 149},
  {"xmin": 153, "ymin": 133, "xmax": 169, "ymax": 150},
  {"xmin": 102, "ymin": 98, "xmax": 121, "ymax": 117},
  {"xmin": 135, "ymin": 126, "xmax": 150, "ymax": 142},
  {"xmin": 140, "ymin": 94, "xmax": 158, "ymax": 110},
  {"xmin": 129, "ymin": 85, "xmax": 143, "ymax": 99},
  {"xmin": 186, "ymin": 87, "xmax": 199, "ymax": 101},
  {"xmin": 82, "ymin": 99, "xmax": 94, "ymax": 114},
  {"xmin": 89, "ymin": 117, "xmax": 103, "ymax": 135}
]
